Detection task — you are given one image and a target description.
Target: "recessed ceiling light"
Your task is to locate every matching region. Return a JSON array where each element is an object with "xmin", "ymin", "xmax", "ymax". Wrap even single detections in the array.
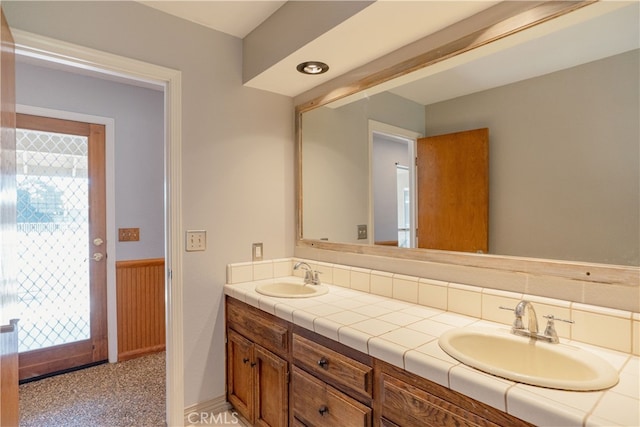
[{"xmin": 296, "ymin": 61, "xmax": 329, "ymax": 75}]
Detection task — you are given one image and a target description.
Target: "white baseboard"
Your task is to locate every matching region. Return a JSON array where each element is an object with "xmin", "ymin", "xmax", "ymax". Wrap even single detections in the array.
[{"xmin": 184, "ymin": 395, "xmax": 233, "ymax": 426}]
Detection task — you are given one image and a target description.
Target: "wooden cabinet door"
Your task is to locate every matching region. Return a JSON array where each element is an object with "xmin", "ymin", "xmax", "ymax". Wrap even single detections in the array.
[
  {"xmin": 227, "ymin": 329, "xmax": 254, "ymax": 422},
  {"xmin": 254, "ymin": 345, "xmax": 288, "ymax": 427},
  {"xmin": 417, "ymin": 128, "xmax": 489, "ymax": 253}
]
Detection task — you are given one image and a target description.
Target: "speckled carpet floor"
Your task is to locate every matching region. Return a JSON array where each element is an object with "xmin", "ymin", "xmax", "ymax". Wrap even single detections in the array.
[{"xmin": 19, "ymin": 351, "xmax": 166, "ymax": 427}]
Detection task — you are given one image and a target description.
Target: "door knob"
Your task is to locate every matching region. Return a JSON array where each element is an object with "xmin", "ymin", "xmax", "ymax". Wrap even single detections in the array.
[
  {"xmin": 93, "ymin": 238, "xmax": 104, "ymax": 246},
  {"xmin": 90, "ymin": 253, "xmax": 104, "ymax": 262}
]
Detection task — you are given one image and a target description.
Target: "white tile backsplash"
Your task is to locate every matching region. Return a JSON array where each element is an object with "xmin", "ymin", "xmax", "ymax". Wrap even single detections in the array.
[
  {"xmin": 418, "ymin": 278, "xmax": 448, "ymax": 310},
  {"xmin": 448, "ymin": 283, "xmax": 482, "ymax": 318},
  {"xmin": 392, "ymin": 274, "xmax": 419, "ymax": 303},
  {"xmin": 370, "ymin": 270, "xmax": 393, "ymax": 297},
  {"xmin": 226, "ymin": 257, "xmax": 639, "ymax": 364},
  {"xmin": 350, "ymin": 267, "xmax": 371, "ymax": 292},
  {"xmin": 252, "ymin": 262, "xmax": 273, "ymax": 281},
  {"xmin": 572, "ymin": 308, "xmax": 632, "ymax": 353},
  {"xmin": 332, "ymin": 265, "xmax": 351, "ymax": 287}
]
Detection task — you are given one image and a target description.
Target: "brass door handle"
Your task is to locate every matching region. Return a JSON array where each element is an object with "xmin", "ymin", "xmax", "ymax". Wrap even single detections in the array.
[{"xmin": 89, "ymin": 253, "xmax": 104, "ymax": 262}]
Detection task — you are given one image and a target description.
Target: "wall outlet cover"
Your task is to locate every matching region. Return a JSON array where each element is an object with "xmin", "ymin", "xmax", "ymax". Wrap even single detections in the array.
[{"xmin": 357, "ymin": 224, "xmax": 368, "ymax": 240}]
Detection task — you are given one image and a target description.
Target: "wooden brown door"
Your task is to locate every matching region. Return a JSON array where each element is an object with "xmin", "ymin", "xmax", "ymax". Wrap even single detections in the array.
[
  {"xmin": 0, "ymin": 5, "xmax": 19, "ymax": 426},
  {"xmin": 417, "ymin": 128, "xmax": 489, "ymax": 253},
  {"xmin": 16, "ymin": 113, "xmax": 108, "ymax": 381}
]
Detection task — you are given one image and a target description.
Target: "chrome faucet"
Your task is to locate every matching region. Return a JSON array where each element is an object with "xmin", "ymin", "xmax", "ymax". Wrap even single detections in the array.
[
  {"xmin": 500, "ymin": 300, "xmax": 573, "ymax": 344},
  {"xmin": 514, "ymin": 300, "xmax": 539, "ymax": 335},
  {"xmin": 293, "ymin": 262, "xmax": 321, "ymax": 285}
]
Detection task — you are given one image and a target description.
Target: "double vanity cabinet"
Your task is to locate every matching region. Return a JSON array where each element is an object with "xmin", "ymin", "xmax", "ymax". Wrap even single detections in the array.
[{"xmin": 225, "ymin": 297, "xmax": 532, "ymax": 427}]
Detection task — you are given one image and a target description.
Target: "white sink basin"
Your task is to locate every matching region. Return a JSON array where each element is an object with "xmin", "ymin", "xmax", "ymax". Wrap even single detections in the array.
[
  {"xmin": 438, "ymin": 327, "xmax": 619, "ymax": 391},
  {"xmin": 255, "ymin": 280, "xmax": 328, "ymax": 298}
]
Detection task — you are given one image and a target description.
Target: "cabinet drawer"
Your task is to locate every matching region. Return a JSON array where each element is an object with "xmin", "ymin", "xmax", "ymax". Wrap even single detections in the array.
[
  {"xmin": 226, "ymin": 297, "xmax": 288, "ymax": 356},
  {"xmin": 292, "ymin": 367, "xmax": 371, "ymax": 427},
  {"xmin": 381, "ymin": 374, "xmax": 500, "ymax": 427},
  {"xmin": 293, "ymin": 334, "xmax": 372, "ymax": 398}
]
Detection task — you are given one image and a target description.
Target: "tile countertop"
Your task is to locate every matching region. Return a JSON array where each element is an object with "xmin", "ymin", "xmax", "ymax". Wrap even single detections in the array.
[{"xmin": 224, "ymin": 277, "xmax": 640, "ymax": 427}]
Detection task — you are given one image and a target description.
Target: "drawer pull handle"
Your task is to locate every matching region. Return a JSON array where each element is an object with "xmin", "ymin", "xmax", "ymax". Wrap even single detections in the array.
[
  {"xmin": 243, "ymin": 358, "xmax": 250, "ymax": 364},
  {"xmin": 318, "ymin": 405, "xmax": 329, "ymax": 416},
  {"xmin": 317, "ymin": 357, "xmax": 329, "ymax": 369}
]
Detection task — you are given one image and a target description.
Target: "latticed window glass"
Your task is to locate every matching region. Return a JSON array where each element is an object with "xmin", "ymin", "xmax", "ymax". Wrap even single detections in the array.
[{"xmin": 16, "ymin": 128, "xmax": 91, "ymax": 352}]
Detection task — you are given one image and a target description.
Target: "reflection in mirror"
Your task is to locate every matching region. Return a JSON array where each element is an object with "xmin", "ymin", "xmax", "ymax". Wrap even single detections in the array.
[
  {"xmin": 372, "ymin": 124, "xmax": 418, "ymax": 248},
  {"xmin": 301, "ymin": 2, "xmax": 639, "ymax": 266},
  {"xmin": 395, "ymin": 165, "xmax": 409, "ymax": 248}
]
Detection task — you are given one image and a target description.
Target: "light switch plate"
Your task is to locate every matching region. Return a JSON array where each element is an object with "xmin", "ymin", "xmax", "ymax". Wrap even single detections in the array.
[
  {"xmin": 186, "ymin": 230, "xmax": 206, "ymax": 251},
  {"xmin": 252, "ymin": 242, "xmax": 263, "ymax": 261}
]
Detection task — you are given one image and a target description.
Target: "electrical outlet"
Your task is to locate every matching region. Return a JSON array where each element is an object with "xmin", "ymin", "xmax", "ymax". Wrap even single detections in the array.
[
  {"xmin": 357, "ymin": 224, "xmax": 368, "ymax": 240},
  {"xmin": 252, "ymin": 243, "xmax": 263, "ymax": 261},
  {"xmin": 186, "ymin": 230, "xmax": 206, "ymax": 251},
  {"xmin": 119, "ymin": 228, "xmax": 140, "ymax": 242}
]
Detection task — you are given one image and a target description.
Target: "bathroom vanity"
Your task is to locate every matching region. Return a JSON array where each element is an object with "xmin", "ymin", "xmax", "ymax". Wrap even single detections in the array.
[
  {"xmin": 226, "ymin": 296, "xmax": 533, "ymax": 427},
  {"xmin": 224, "ymin": 259, "xmax": 638, "ymax": 427}
]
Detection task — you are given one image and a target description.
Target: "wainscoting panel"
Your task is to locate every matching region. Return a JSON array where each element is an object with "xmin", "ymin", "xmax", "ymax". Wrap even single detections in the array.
[{"xmin": 116, "ymin": 258, "xmax": 165, "ymax": 361}]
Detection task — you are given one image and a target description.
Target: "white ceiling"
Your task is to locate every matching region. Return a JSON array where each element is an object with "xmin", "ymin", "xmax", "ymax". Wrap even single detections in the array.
[
  {"xmin": 136, "ymin": 1, "xmax": 639, "ymax": 100},
  {"xmin": 138, "ymin": 1, "xmax": 287, "ymax": 39},
  {"xmin": 136, "ymin": 0, "xmax": 500, "ymax": 97}
]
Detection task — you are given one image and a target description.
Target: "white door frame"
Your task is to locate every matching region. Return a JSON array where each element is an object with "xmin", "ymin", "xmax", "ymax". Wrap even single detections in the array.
[
  {"xmin": 368, "ymin": 120, "xmax": 422, "ymax": 248},
  {"xmin": 13, "ymin": 30, "xmax": 185, "ymax": 426}
]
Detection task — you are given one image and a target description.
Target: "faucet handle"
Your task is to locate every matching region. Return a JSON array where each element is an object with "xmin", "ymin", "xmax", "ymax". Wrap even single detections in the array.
[
  {"xmin": 543, "ymin": 314, "xmax": 574, "ymax": 324},
  {"xmin": 312, "ymin": 270, "xmax": 322, "ymax": 284},
  {"xmin": 542, "ymin": 315, "xmax": 573, "ymax": 343},
  {"xmin": 499, "ymin": 305, "xmax": 524, "ymax": 329}
]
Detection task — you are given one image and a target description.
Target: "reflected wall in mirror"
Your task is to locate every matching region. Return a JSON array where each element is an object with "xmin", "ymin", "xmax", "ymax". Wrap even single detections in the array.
[{"xmin": 300, "ymin": 2, "xmax": 639, "ymax": 267}]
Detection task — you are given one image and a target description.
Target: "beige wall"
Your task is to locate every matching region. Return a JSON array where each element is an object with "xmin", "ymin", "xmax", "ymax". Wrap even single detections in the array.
[
  {"xmin": 425, "ymin": 49, "xmax": 639, "ymax": 266},
  {"xmin": 4, "ymin": 1, "xmax": 295, "ymax": 407},
  {"xmin": 303, "ymin": 91, "xmax": 424, "ymax": 242}
]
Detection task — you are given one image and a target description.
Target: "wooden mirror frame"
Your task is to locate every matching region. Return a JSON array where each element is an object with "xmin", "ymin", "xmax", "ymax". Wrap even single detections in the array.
[{"xmin": 295, "ymin": 0, "xmax": 639, "ymax": 287}]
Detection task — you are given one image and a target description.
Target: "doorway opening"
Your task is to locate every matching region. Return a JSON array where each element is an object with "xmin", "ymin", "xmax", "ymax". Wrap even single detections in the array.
[
  {"xmin": 369, "ymin": 120, "xmax": 422, "ymax": 248},
  {"xmin": 13, "ymin": 30, "xmax": 184, "ymax": 425}
]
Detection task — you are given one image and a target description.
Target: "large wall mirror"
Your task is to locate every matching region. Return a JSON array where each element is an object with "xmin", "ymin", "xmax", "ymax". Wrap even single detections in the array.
[{"xmin": 297, "ymin": 1, "xmax": 639, "ymax": 281}]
